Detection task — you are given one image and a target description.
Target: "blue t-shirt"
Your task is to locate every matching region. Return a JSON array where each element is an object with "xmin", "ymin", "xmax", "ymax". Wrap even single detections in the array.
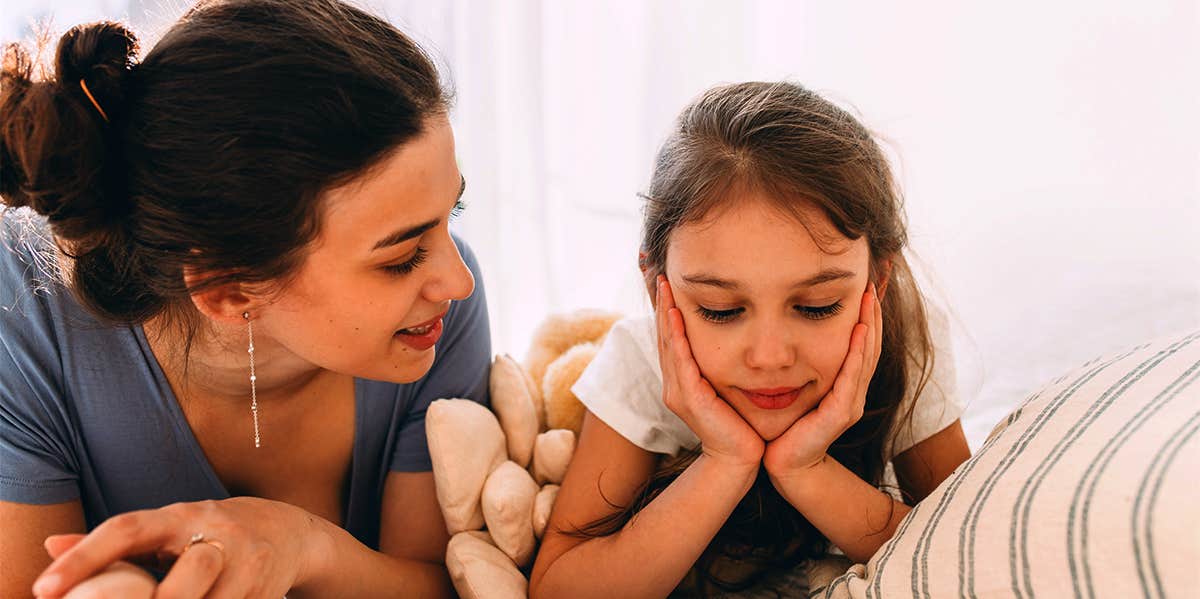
[{"xmin": 0, "ymin": 210, "xmax": 491, "ymax": 549}]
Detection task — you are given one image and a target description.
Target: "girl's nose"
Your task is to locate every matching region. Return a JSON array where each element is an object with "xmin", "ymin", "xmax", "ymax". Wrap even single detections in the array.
[{"xmin": 744, "ymin": 322, "xmax": 796, "ymax": 371}]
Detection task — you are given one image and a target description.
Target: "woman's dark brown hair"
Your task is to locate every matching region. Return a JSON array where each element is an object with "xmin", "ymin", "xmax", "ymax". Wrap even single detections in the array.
[
  {"xmin": 0, "ymin": 0, "xmax": 448, "ymax": 329},
  {"xmin": 577, "ymin": 81, "xmax": 935, "ymax": 596}
]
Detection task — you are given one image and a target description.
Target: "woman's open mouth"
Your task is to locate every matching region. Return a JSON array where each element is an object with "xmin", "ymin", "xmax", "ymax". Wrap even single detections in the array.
[{"xmin": 395, "ymin": 311, "xmax": 447, "ymax": 351}]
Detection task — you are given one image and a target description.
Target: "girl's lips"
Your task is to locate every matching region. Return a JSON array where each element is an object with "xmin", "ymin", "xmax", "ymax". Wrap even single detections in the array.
[
  {"xmin": 395, "ymin": 311, "xmax": 447, "ymax": 351},
  {"xmin": 738, "ymin": 387, "xmax": 802, "ymax": 410}
]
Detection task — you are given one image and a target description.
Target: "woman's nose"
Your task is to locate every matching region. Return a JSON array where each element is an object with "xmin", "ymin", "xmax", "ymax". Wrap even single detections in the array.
[{"xmin": 424, "ymin": 235, "xmax": 476, "ymax": 304}]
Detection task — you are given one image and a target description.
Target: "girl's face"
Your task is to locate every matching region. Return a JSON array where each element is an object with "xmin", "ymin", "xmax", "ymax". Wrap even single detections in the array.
[
  {"xmin": 664, "ymin": 192, "xmax": 873, "ymax": 441},
  {"xmin": 254, "ymin": 117, "xmax": 475, "ymax": 384}
]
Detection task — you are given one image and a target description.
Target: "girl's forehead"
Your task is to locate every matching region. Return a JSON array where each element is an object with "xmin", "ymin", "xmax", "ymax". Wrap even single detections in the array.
[{"xmin": 674, "ymin": 193, "xmax": 856, "ymax": 255}]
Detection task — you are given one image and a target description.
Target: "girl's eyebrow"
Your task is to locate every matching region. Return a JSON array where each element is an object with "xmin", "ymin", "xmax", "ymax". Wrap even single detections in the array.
[{"xmin": 681, "ymin": 267, "xmax": 855, "ymax": 290}]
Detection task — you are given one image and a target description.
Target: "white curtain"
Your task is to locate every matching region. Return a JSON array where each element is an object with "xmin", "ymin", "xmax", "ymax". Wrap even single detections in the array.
[
  {"xmin": 6, "ymin": 1, "xmax": 1199, "ymax": 446},
  {"xmin": 379, "ymin": 0, "xmax": 1200, "ymax": 446}
]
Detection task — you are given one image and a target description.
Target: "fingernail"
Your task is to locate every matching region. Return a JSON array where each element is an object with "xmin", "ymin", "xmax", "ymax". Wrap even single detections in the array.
[{"xmin": 33, "ymin": 574, "xmax": 59, "ymax": 595}]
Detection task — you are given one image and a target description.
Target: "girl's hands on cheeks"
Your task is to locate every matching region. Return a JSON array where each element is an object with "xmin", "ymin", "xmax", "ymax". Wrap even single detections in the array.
[
  {"xmin": 656, "ymin": 275, "xmax": 763, "ymax": 471},
  {"xmin": 33, "ymin": 497, "xmax": 322, "ymax": 599},
  {"xmin": 763, "ymin": 283, "xmax": 883, "ymax": 482}
]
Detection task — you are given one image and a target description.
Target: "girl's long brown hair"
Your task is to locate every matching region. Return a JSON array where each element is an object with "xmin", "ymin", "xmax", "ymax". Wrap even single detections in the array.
[{"xmin": 573, "ymin": 81, "xmax": 935, "ymax": 596}]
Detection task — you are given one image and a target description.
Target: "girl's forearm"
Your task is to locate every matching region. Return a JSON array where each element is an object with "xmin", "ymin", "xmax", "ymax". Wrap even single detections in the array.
[
  {"xmin": 291, "ymin": 517, "xmax": 454, "ymax": 599},
  {"xmin": 532, "ymin": 454, "xmax": 758, "ymax": 599},
  {"xmin": 769, "ymin": 455, "xmax": 911, "ymax": 564}
]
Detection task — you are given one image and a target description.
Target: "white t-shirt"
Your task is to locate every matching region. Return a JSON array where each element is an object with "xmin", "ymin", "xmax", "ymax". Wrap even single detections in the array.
[{"xmin": 572, "ymin": 305, "xmax": 962, "ymax": 462}]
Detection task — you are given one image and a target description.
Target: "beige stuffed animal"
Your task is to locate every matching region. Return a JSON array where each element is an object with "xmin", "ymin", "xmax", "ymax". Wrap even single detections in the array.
[{"xmin": 428, "ymin": 310, "xmax": 620, "ymax": 599}]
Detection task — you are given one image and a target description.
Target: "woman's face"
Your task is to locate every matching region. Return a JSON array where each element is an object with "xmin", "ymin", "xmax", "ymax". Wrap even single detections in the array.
[
  {"xmin": 664, "ymin": 192, "xmax": 872, "ymax": 441},
  {"xmin": 255, "ymin": 117, "xmax": 475, "ymax": 384}
]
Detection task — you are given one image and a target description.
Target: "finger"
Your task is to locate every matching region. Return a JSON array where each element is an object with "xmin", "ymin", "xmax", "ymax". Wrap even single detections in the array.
[
  {"xmin": 827, "ymin": 322, "xmax": 868, "ymax": 424},
  {"xmin": 655, "ymin": 277, "xmax": 674, "ymax": 379},
  {"xmin": 155, "ymin": 542, "xmax": 224, "ymax": 599},
  {"xmin": 44, "ymin": 534, "xmax": 87, "ymax": 559},
  {"xmin": 666, "ymin": 307, "xmax": 702, "ymax": 382},
  {"xmin": 35, "ymin": 511, "xmax": 178, "ymax": 598},
  {"xmin": 870, "ymin": 282, "xmax": 884, "ymax": 376},
  {"xmin": 859, "ymin": 287, "xmax": 877, "ymax": 390}
]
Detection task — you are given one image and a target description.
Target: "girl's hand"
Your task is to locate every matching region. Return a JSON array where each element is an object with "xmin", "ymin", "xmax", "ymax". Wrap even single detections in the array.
[
  {"xmin": 33, "ymin": 497, "xmax": 323, "ymax": 599},
  {"xmin": 655, "ymin": 275, "xmax": 764, "ymax": 470},
  {"xmin": 38, "ymin": 535, "xmax": 157, "ymax": 599},
  {"xmin": 763, "ymin": 283, "xmax": 882, "ymax": 480}
]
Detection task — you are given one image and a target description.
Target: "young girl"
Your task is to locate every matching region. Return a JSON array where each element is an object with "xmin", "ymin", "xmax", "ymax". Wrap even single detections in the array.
[
  {"xmin": 0, "ymin": 1, "xmax": 488, "ymax": 597},
  {"xmin": 529, "ymin": 82, "xmax": 971, "ymax": 598}
]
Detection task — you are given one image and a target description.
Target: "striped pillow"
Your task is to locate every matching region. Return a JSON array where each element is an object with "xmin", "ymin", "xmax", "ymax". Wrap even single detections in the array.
[{"xmin": 810, "ymin": 330, "xmax": 1200, "ymax": 598}]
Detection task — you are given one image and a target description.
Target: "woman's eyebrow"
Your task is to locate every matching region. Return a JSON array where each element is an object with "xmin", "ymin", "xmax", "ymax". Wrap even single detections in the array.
[{"xmin": 370, "ymin": 176, "xmax": 466, "ymax": 252}]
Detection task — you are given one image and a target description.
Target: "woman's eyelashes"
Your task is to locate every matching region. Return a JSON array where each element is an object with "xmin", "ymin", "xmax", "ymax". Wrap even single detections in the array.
[
  {"xmin": 383, "ymin": 201, "xmax": 464, "ymax": 277},
  {"xmin": 695, "ymin": 301, "xmax": 845, "ymax": 323},
  {"xmin": 450, "ymin": 199, "xmax": 467, "ymax": 221},
  {"xmin": 384, "ymin": 246, "xmax": 428, "ymax": 276}
]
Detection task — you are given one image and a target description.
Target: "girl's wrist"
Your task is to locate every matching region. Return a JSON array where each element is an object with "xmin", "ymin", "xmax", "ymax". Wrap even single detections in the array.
[
  {"xmin": 765, "ymin": 453, "xmax": 831, "ymax": 487},
  {"xmin": 695, "ymin": 451, "xmax": 761, "ymax": 491}
]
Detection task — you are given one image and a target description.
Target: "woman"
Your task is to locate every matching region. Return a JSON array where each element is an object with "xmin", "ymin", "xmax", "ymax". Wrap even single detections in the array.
[{"xmin": 0, "ymin": 1, "xmax": 489, "ymax": 597}]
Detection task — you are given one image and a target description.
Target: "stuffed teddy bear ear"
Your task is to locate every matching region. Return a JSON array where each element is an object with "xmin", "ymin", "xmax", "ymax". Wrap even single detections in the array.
[
  {"xmin": 543, "ymin": 342, "xmax": 601, "ymax": 435},
  {"xmin": 523, "ymin": 309, "xmax": 623, "ymax": 396},
  {"xmin": 446, "ymin": 530, "xmax": 528, "ymax": 599},
  {"xmin": 532, "ymin": 429, "xmax": 577, "ymax": 485},
  {"xmin": 481, "ymin": 461, "xmax": 540, "ymax": 567},
  {"xmin": 427, "ymin": 400, "xmax": 508, "ymax": 534},
  {"xmin": 532, "ymin": 484, "xmax": 561, "ymax": 540},
  {"xmin": 490, "ymin": 355, "xmax": 540, "ymax": 468}
]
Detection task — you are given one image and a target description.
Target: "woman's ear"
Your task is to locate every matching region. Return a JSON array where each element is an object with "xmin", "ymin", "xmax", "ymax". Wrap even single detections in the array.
[{"xmin": 183, "ymin": 267, "xmax": 260, "ymax": 324}]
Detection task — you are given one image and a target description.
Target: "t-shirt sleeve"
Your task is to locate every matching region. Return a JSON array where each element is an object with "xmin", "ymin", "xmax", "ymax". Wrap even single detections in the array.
[
  {"xmin": 572, "ymin": 316, "xmax": 698, "ymax": 455},
  {"xmin": 389, "ymin": 237, "xmax": 492, "ymax": 472},
  {"xmin": 885, "ymin": 300, "xmax": 964, "ymax": 459},
  {"xmin": 0, "ymin": 293, "xmax": 80, "ymax": 504}
]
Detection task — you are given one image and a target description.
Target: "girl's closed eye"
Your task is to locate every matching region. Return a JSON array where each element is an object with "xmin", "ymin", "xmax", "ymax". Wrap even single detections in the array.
[
  {"xmin": 796, "ymin": 301, "xmax": 844, "ymax": 320},
  {"xmin": 383, "ymin": 246, "xmax": 428, "ymax": 275},
  {"xmin": 696, "ymin": 305, "xmax": 744, "ymax": 323}
]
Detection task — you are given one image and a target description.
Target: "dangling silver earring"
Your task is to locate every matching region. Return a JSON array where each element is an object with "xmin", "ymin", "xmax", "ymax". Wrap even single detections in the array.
[{"xmin": 243, "ymin": 312, "xmax": 261, "ymax": 449}]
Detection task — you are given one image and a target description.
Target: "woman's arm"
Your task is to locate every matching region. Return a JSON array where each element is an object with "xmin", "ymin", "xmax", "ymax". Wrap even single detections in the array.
[
  {"xmin": 528, "ymin": 412, "xmax": 758, "ymax": 599},
  {"xmin": 290, "ymin": 471, "xmax": 454, "ymax": 598},
  {"xmin": 0, "ymin": 500, "xmax": 85, "ymax": 599}
]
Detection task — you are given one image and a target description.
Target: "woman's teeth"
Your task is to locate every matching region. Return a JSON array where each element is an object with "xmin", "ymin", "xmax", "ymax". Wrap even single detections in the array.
[{"xmin": 399, "ymin": 324, "xmax": 434, "ymax": 335}]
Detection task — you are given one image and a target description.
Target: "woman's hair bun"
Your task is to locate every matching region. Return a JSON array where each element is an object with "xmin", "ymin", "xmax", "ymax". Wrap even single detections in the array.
[
  {"xmin": 55, "ymin": 21, "xmax": 138, "ymax": 111},
  {"xmin": 0, "ymin": 21, "xmax": 138, "ymax": 245}
]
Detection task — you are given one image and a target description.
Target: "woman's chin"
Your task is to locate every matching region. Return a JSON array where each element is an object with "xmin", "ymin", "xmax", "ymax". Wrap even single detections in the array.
[{"xmin": 353, "ymin": 347, "xmax": 437, "ymax": 384}]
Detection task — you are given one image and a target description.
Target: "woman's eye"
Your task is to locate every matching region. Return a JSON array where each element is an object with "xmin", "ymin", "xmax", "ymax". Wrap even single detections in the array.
[
  {"xmin": 796, "ymin": 301, "xmax": 844, "ymax": 320},
  {"xmin": 696, "ymin": 306, "xmax": 744, "ymax": 323},
  {"xmin": 383, "ymin": 247, "xmax": 428, "ymax": 276}
]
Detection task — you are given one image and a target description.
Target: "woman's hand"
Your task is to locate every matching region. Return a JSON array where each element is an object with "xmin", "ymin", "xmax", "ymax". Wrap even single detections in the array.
[
  {"xmin": 763, "ymin": 283, "xmax": 882, "ymax": 481},
  {"xmin": 33, "ymin": 496, "xmax": 324, "ymax": 599},
  {"xmin": 655, "ymin": 275, "xmax": 763, "ymax": 471}
]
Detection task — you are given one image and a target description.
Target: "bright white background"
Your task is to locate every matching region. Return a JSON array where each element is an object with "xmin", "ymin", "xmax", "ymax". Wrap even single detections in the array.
[{"xmin": 4, "ymin": 1, "xmax": 1198, "ymax": 447}]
